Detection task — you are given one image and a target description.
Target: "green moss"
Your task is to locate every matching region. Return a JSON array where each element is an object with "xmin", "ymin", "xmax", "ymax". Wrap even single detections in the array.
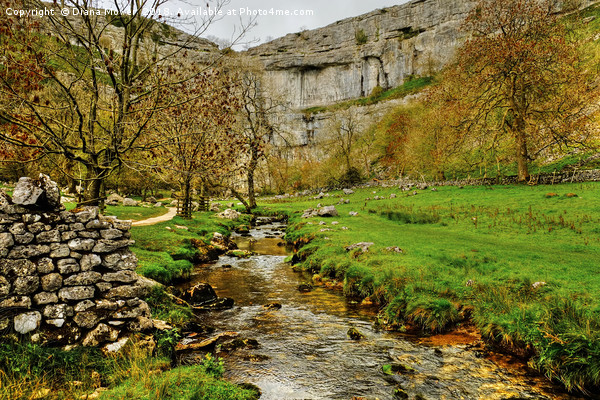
[{"xmin": 355, "ymin": 29, "xmax": 368, "ymax": 45}]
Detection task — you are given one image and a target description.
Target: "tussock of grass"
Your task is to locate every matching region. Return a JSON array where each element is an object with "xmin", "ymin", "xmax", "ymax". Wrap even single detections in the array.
[
  {"xmin": 0, "ymin": 336, "xmax": 256, "ymax": 400},
  {"xmin": 0, "ymin": 339, "xmax": 167, "ymax": 400},
  {"xmin": 100, "ymin": 361, "xmax": 257, "ymax": 400},
  {"xmin": 145, "ymin": 286, "xmax": 193, "ymax": 327}
]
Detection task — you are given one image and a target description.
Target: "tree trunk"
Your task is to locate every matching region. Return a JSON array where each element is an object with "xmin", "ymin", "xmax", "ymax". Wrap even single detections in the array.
[
  {"xmin": 514, "ymin": 121, "xmax": 530, "ymax": 183},
  {"xmin": 247, "ymin": 152, "xmax": 258, "ymax": 210},
  {"xmin": 84, "ymin": 175, "xmax": 103, "ymax": 206},
  {"xmin": 64, "ymin": 160, "xmax": 78, "ymax": 195},
  {"xmin": 180, "ymin": 179, "xmax": 192, "ymax": 218},
  {"xmin": 230, "ymin": 186, "xmax": 251, "ymax": 213},
  {"xmin": 247, "ymin": 168, "xmax": 256, "ymax": 210}
]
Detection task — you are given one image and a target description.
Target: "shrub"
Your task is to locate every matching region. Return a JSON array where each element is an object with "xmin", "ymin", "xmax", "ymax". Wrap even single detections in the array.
[
  {"xmin": 339, "ymin": 167, "xmax": 363, "ymax": 186},
  {"xmin": 355, "ymin": 29, "xmax": 368, "ymax": 45},
  {"xmin": 370, "ymin": 85, "xmax": 385, "ymax": 98}
]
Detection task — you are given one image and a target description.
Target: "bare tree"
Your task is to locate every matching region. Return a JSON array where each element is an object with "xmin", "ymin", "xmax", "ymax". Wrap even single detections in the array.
[
  {"xmin": 322, "ymin": 109, "xmax": 366, "ymax": 183},
  {"xmin": 0, "ymin": 0, "xmax": 235, "ymax": 204},
  {"xmin": 229, "ymin": 57, "xmax": 286, "ymax": 210}
]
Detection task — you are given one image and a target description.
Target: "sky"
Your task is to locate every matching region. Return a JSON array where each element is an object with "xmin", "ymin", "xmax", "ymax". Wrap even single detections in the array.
[{"xmin": 160, "ymin": 0, "xmax": 411, "ymax": 49}]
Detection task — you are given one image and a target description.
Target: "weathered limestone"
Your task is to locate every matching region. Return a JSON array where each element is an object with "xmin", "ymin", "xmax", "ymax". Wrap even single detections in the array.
[
  {"xmin": 14, "ymin": 311, "xmax": 42, "ymax": 334},
  {"xmin": 248, "ymin": 0, "xmax": 476, "ymax": 110},
  {"xmin": 0, "ymin": 176, "xmax": 154, "ymax": 346}
]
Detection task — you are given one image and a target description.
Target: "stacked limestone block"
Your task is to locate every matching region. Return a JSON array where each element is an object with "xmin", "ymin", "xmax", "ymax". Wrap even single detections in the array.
[{"xmin": 0, "ymin": 174, "xmax": 153, "ymax": 346}]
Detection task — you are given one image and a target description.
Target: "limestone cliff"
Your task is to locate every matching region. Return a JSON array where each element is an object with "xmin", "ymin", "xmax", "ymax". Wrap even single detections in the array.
[{"xmin": 247, "ymin": 0, "xmax": 476, "ymax": 110}]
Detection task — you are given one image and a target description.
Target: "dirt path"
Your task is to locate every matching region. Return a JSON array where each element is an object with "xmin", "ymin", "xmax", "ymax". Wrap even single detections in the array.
[{"xmin": 131, "ymin": 207, "xmax": 177, "ymax": 227}]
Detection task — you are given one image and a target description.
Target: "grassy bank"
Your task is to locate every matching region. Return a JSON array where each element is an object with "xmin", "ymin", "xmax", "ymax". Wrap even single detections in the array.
[
  {"xmin": 0, "ymin": 339, "xmax": 256, "ymax": 400},
  {"xmin": 131, "ymin": 212, "xmax": 252, "ymax": 285},
  {"xmin": 63, "ymin": 203, "xmax": 169, "ymax": 220},
  {"xmin": 105, "ymin": 204, "xmax": 169, "ymax": 221},
  {"xmin": 262, "ymin": 182, "xmax": 600, "ymax": 392}
]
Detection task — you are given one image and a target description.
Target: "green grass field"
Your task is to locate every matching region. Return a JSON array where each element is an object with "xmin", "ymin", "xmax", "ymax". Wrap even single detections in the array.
[
  {"xmin": 105, "ymin": 204, "xmax": 169, "ymax": 221},
  {"xmin": 260, "ymin": 182, "xmax": 600, "ymax": 392},
  {"xmin": 62, "ymin": 202, "xmax": 169, "ymax": 221},
  {"xmin": 130, "ymin": 213, "xmax": 252, "ymax": 285}
]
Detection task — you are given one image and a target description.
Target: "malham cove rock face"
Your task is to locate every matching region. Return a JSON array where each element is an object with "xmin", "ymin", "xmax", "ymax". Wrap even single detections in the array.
[
  {"xmin": 244, "ymin": 0, "xmax": 598, "ymax": 148},
  {"xmin": 248, "ymin": 0, "xmax": 475, "ymax": 109}
]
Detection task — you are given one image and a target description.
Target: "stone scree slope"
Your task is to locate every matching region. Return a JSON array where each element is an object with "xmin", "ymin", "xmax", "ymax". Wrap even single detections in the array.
[{"xmin": 0, "ymin": 175, "xmax": 153, "ymax": 346}]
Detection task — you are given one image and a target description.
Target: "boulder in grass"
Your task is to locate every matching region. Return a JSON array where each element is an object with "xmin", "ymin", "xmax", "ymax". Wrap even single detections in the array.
[
  {"xmin": 532, "ymin": 281, "xmax": 547, "ymax": 289},
  {"xmin": 122, "ymin": 198, "xmax": 138, "ymax": 206},
  {"xmin": 106, "ymin": 193, "xmax": 124, "ymax": 206},
  {"xmin": 217, "ymin": 209, "xmax": 241, "ymax": 220},
  {"xmin": 318, "ymin": 206, "xmax": 338, "ymax": 217},
  {"xmin": 301, "ymin": 208, "xmax": 318, "ymax": 218},
  {"xmin": 345, "ymin": 242, "xmax": 374, "ymax": 253}
]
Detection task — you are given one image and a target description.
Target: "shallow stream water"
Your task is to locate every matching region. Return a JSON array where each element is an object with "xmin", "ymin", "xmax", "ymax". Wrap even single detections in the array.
[{"xmin": 178, "ymin": 220, "xmax": 588, "ymax": 400}]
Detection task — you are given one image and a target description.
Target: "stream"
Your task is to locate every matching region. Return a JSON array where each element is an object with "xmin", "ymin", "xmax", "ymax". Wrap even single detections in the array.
[{"xmin": 177, "ymin": 218, "xmax": 588, "ymax": 400}]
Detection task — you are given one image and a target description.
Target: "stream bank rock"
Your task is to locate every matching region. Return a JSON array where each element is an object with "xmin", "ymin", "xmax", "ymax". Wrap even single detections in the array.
[
  {"xmin": 182, "ymin": 282, "xmax": 235, "ymax": 310},
  {"xmin": 216, "ymin": 209, "xmax": 241, "ymax": 220},
  {"xmin": 181, "ymin": 283, "xmax": 218, "ymax": 305}
]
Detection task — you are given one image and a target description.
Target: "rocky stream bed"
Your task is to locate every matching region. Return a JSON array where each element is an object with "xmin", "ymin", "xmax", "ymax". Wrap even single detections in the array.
[{"xmin": 172, "ymin": 218, "xmax": 590, "ymax": 400}]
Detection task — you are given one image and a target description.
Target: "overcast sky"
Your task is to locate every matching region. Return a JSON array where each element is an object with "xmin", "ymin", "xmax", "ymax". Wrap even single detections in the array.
[{"xmin": 166, "ymin": 0, "xmax": 411, "ymax": 49}]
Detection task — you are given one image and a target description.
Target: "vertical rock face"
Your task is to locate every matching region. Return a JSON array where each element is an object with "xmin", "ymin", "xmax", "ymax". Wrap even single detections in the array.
[
  {"xmin": 0, "ymin": 176, "xmax": 154, "ymax": 346},
  {"xmin": 248, "ymin": 0, "xmax": 477, "ymax": 109},
  {"xmin": 246, "ymin": 0, "xmax": 599, "ymax": 146}
]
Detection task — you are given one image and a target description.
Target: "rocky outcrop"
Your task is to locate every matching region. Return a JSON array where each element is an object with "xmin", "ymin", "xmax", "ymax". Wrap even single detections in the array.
[
  {"xmin": 248, "ymin": 0, "xmax": 476, "ymax": 110},
  {"xmin": 246, "ymin": 0, "xmax": 599, "ymax": 148},
  {"xmin": 0, "ymin": 177, "xmax": 154, "ymax": 346}
]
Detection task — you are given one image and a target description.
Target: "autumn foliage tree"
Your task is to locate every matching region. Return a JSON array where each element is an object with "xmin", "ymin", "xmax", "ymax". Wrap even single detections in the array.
[
  {"xmin": 154, "ymin": 67, "xmax": 242, "ymax": 216},
  {"xmin": 435, "ymin": 0, "xmax": 599, "ymax": 181},
  {"xmin": 0, "ymin": 0, "xmax": 227, "ymax": 203}
]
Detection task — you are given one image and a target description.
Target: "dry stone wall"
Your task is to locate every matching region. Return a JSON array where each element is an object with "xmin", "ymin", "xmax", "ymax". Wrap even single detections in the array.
[{"xmin": 0, "ymin": 175, "xmax": 153, "ymax": 346}]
